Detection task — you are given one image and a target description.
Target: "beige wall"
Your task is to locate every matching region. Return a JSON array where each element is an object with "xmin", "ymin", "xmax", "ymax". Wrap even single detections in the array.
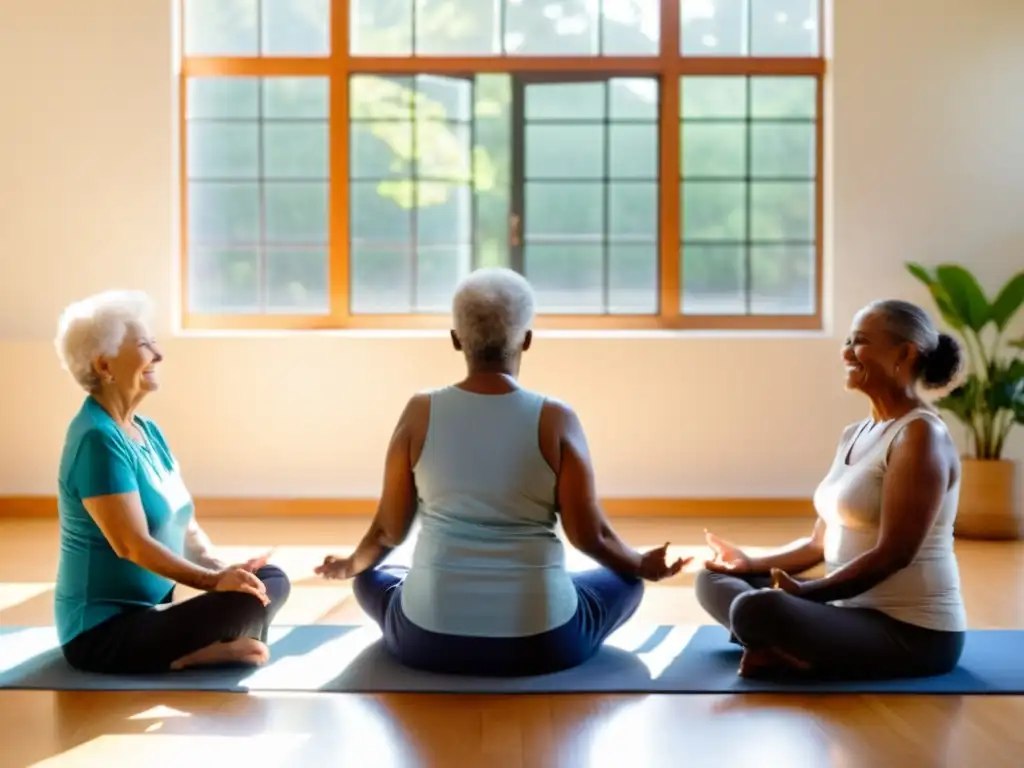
[{"xmin": 0, "ymin": 0, "xmax": 1021, "ymax": 501}]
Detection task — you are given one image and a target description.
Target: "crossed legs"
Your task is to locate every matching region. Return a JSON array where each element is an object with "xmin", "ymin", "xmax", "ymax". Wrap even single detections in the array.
[
  {"xmin": 694, "ymin": 569, "xmax": 964, "ymax": 680},
  {"xmin": 61, "ymin": 565, "xmax": 292, "ymax": 674}
]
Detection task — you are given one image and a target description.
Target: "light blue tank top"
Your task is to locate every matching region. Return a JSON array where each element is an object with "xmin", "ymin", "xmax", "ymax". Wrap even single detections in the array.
[{"xmin": 399, "ymin": 385, "xmax": 579, "ymax": 638}]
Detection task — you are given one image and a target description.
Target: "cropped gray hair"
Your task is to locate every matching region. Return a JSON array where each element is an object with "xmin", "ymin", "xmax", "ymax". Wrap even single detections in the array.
[
  {"xmin": 55, "ymin": 290, "xmax": 155, "ymax": 392},
  {"xmin": 452, "ymin": 268, "xmax": 536, "ymax": 362}
]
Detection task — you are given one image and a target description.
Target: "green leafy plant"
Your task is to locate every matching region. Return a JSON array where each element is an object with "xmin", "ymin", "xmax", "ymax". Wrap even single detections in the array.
[{"xmin": 906, "ymin": 263, "xmax": 1024, "ymax": 459}]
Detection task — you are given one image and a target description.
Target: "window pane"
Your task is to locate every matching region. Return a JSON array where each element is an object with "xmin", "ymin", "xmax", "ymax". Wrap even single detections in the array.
[
  {"xmin": 525, "ymin": 183, "xmax": 603, "ymax": 238},
  {"xmin": 609, "ymin": 124, "xmax": 657, "ymax": 179},
  {"xmin": 750, "ymin": 181, "xmax": 815, "ymax": 241},
  {"xmin": 187, "ymin": 123, "xmax": 259, "ymax": 179},
  {"xmin": 188, "ymin": 182, "xmax": 261, "ymax": 243},
  {"xmin": 414, "ymin": 0, "xmax": 501, "ymax": 55},
  {"xmin": 608, "ymin": 183, "xmax": 657, "ymax": 239},
  {"xmin": 526, "ymin": 125, "xmax": 604, "ymax": 180},
  {"xmin": 188, "ymin": 78, "xmax": 259, "ymax": 119},
  {"xmin": 264, "ymin": 77, "xmax": 330, "ymax": 119},
  {"xmin": 602, "ymin": 3, "xmax": 660, "ymax": 55},
  {"xmin": 681, "ymin": 123, "xmax": 746, "ymax": 178},
  {"xmin": 264, "ymin": 182, "xmax": 329, "ymax": 243},
  {"xmin": 751, "ymin": 0, "xmax": 818, "ymax": 56},
  {"xmin": 416, "ymin": 122, "xmax": 472, "ymax": 181},
  {"xmin": 350, "ymin": 245, "xmax": 413, "ymax": 313},
  {"xmin": 751, "ymin": 244, "xmax": 816, "ymax": 315},
  {"xmin": 525, "ymin": 244, "xmax": 604, "ymax": 313},
  {"xmin": 266, "ymin": 248, "xmax": 329, "ymax": 312},
  {"xmin": 416, "ymin": 245, "xmax": 472, "ymax": 312},
  {"xmin": 261, "ymin": 0, "xmax": 330, "ymax": 55},
  {"xmin": 350, "ymin": 181, "xmax": 413, "ymax": 241},
  {"xmin": 680, "ymin": 0, "xmax": 745, "ymax": 56},
  {"xmin": 184, "ymin": 0, "xmax": 259, "ymax": 56},
  {"xmin": 680, "ymin": 76, "xmax": 746, "ymax": 119},
  {"xmin": 474, "ymin": 75, "xmax": 512, "ymax": 270},
  {"xmin": 681, "ymin": 181, "xmax": 746, "ymax": 241},
  {"xmin": 609, "ymin": 79, "xmax": 659, "ymax": 120},
  {"xmin": 416, "ymin": 75, "xmax": 474, "ymax": 122},
  {"xmin": 264, "ymin": 123, "xmax": 329, "ymax": 179},
  {"xmin": 350, "ymin": 75, "xmax": 415, "ymax": 120},
  {"xmin": 751, "ymin": 77, "xmax": 817, "ymax": 119},
  {"xmin": 609, "ymin": 244, "xmax": 658, "ymax": 314},
  {"xmin": 526, "ymin": 83, "xmax": 605, "ymax": 121},
  {"xmin": 417, "ymin": 184, "xmax": 472, "ymax": 245},
  {"xmin": 506, "ymin": 0, "xmax": 600, "ymax": 56},
  {"xmin": 349, "ymin": 0, "xmax": 413, "ymax": 55},
  {"xmin": 750, "ymin": 123, "xmax": 816, "ymax": 179},
  {"xmin": 350, "ymin": 122, "xmax": 413, "ymax": 180},
  {"xmin": 189, "ymin": 247, "xmax": 260, "ymax": 313},
  {"xmin": 681, "ymin": 244, "xmax": 746, "ymax": 314}
]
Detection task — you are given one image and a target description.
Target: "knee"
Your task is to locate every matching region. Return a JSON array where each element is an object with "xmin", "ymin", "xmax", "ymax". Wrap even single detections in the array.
[
  {"xmin": 693, "ymin": 568, "xmax": 726, "ymax": 609},
  {"xmin": 618, "ymin": 574, "xmax": 645, "ymax": 616},
  {"xmin": 255, "ymin": 564, "xmax": 292, "ymax": 605},
  {"xmin": 729, "ymin": 588, "xmax": 785, "ymax": 641}
]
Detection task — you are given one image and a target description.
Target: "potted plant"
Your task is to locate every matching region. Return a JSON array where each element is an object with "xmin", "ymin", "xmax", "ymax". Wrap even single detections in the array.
[{"xmin": 906, "ymin": 263, "xmax": 1024, "ymax": 539}]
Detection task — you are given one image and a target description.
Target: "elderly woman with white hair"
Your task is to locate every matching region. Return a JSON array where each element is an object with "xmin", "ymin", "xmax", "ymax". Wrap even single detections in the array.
[
  {"xmin": 52, "ymin": 291, "xmax": 291, "ymax": 674},
  {"xmin": 316, "ymin": 268, "xmax": 687, "ymax": 676}
]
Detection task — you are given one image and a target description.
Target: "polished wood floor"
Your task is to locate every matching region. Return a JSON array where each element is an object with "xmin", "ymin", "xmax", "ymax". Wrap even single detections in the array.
[{"xmin": 1, "ymin": 515, "xmax": 1023, "ymax": 767}]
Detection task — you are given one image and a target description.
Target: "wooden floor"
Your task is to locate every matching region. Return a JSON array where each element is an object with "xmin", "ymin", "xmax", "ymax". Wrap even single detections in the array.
[{"xmin": 1, "ymin": 516, "xmax": 1023, "ymax": 767}]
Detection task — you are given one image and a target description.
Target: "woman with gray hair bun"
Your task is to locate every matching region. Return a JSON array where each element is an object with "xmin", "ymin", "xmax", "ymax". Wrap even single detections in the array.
[
  {"xmin": 52, "ymin": 291, "xmax": 291, "ymax": 674},
  {"xmin": 317, "ymin": 267, "xmax": 687, "ymax": 676},
  {"xmin": 697, "ymin": 299, "xmax": 967, "ymax": 681}
]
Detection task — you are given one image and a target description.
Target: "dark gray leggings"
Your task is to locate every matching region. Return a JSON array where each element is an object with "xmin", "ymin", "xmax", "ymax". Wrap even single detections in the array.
[
  {"xmin": 694, "ymin": 569, "xmax": 965, "ymax": 680},
  {"xmin": 61, "ymin": 565, "xmax": 292, "ymax": 674}
]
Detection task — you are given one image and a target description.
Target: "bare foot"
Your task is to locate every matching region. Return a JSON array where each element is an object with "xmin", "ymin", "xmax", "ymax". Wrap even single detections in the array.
[
  {"xmin": 738, "ymin": 647, "xmax": 811, "ymax": 678},
  {"xmin": 738, "ymin": 647, "xmax": 779, "ymax": 677},
  {"xmin": 170, "ymin": 638, "xmax": 270, "ymax": 671}
]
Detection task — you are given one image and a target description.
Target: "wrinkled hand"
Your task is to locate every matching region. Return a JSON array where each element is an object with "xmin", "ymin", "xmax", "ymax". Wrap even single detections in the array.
[
  {"xmin": 703, "ymin": 530, "xmax": 753, "ymax": 574},
  {"xmin": 214, "ymin": 567, "xmax": 269, "ymax": 605},
  {"xmin": 770, "ymin": 568, "xmax": 804, "ymax": 596},
  {"xmin": 639, "ymin": 542, "xmax": 689, "ymax": 582},
  {"xmin": 314, "ymin": 554, "xmax": 356, "ymax": 581}
]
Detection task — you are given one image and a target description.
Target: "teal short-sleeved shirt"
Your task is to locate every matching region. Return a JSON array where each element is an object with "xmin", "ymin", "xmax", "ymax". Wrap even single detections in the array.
[{"xmin": 54, "ymin": 397, "xmax": 195, "ymax": 645}]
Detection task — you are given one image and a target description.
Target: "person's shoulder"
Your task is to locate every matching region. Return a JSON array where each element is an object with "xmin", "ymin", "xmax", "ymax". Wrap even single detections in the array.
[
  {"xmin": 65, "ymin": 400, "xmax": 120, "ymax": 449},
  {"xmin": 398, "ymin": 391, "xmax": 433, "ymax": 428},
  {"xmin": 61, "ymin": 420, "xmax": 131, "ymax": 478},
  {"xmin": 892, "ymin": 410, "xmax": 953, "ymax": 456},
  {"xmin": 539, "ymin": 395, "xmax": 581, "ymax": 426}
]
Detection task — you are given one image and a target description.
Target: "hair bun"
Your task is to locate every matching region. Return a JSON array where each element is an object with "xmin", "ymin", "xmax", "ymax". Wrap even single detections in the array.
[{"xmin": 921, "ymin": 333, "xmax": 963, "ymax": 389}]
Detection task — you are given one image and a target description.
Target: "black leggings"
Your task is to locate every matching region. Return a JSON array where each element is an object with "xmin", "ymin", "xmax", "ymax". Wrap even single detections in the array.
[
  {"xmin": 695, "ymin": 569, "xmax": 965, "ymax": 680},
  {"xmin": 61, "ymin": 565, "xmax": 291, "ymax": 674}
]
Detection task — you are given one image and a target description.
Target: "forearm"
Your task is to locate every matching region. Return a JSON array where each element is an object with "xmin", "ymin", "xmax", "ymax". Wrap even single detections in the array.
[
  {"xmin": 795, "ymin": 549, "xmax": 902, "ymax": 603},
  {"xmin": 747, "ymin": 537, "xmax": 824, "ymax": 575},
  {"xmin": 579, "ymin": 521, "xmax": 643, "ymax": 578},
  {"xmin": 183, "ymin": 525, "xmax": 224, "ymax": 570},
  {"xmin": 348, "ymin": 521, "xmax": 397, "ymax": 577},
  {"xmin": 126, "ymin": 537, "xmax": 220, "ymax": 591}
]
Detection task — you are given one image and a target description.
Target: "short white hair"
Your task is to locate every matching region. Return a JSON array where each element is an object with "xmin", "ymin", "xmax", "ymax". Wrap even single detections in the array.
[
  {"xmin": 55, "ymin": 290, "xmax": 154, "ymax": 392},
  {"xmin": 452, "ymin": 268, "xmax": 536, "ymax": 361}
]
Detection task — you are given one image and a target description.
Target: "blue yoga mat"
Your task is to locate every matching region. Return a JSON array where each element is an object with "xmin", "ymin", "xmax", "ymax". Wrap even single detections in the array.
[{"xmin": 2, "ymin": 624, "xmax": 1022, "ymax": 694}]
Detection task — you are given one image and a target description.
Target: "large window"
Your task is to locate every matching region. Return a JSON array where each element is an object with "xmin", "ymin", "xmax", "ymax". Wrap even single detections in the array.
[{"xmin": 179, "ymin": 0, "xmax": 826, "ymax": 331}]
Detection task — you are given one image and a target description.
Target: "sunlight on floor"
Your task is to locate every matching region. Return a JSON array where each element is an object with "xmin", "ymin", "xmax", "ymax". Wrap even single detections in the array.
[
  {"xmin": 606, "ymin": 623, "xmax": 698, "ymax": 679},
  {"xmin": 242, "ymin": 625, "xmax": 384, "ymax": 690},
  {"xmin": 585, "ymin": 696, "xmax": 830, "ymax": 768},
  {"xmin": 0, "ymin": 626, "xmax": 59, "ymax": 674},
  {"xmin": 0, "ymin": 582, "xmax": 53, "ymax": 612},
  {"xmin": 27, "ymin": 733, "xmax": 312, "ymax": 767}
]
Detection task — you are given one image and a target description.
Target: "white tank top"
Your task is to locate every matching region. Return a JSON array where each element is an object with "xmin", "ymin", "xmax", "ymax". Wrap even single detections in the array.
[{"xmin": 812, "ymin": 408, "xmax": 966, "ymax": 632}]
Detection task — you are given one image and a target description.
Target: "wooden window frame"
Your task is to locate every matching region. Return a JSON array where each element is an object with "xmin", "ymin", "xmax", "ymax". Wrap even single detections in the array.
[{"xmin": 178, "ymin": 0, "xmax": 827, "ymax": 333}]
